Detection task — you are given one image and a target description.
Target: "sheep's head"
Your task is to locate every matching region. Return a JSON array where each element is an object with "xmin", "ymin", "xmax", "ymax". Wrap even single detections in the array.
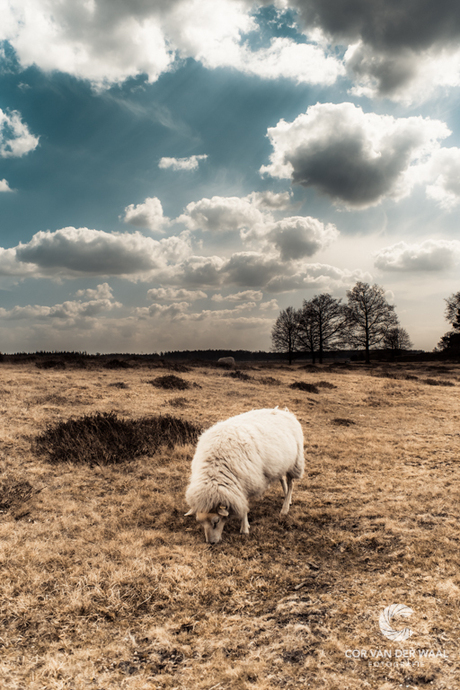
[{"xmin": 185, "ymin": 505, "xmax": 229, "ymax": 544}]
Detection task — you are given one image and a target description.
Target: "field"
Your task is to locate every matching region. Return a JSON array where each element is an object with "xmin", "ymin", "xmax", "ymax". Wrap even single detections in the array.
[{"xmin": 1, "ymin": 357, "xmax": 460, "ymax": 690}]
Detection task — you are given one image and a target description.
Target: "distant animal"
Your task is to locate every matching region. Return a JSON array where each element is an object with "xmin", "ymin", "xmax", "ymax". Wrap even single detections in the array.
[
  {"xmin": 217, "ymin": 356, "xmax": 235, "ymax": 367},
  {"xmin": 184, "ymin": 408, "xmax": 304, "ymax": 544}
]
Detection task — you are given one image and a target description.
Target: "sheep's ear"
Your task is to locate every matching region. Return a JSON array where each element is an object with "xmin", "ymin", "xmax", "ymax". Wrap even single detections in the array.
[
  {"xmin": 184, "ymin": 508, "xmax": 195, "ymax": 517},
  {"xmin": 218, "ymin": 505, "xmax": 229, "ymax": 517}
]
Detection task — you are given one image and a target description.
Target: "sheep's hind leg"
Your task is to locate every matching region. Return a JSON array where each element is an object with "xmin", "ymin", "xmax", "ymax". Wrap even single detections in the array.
[
  {"xmin": 280, "ymin": 476, "xmax": 288, "ymax": 496},
  {"xmin": 280, "ymin": 475, "xmax": 293, "ymax": 516},
  {"xmin": 240, "ymin": 513, "xmax": 250, "ymax": 535}
]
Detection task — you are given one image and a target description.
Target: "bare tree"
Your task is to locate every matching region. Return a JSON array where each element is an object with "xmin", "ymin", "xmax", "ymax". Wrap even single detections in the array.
[
  {"xmin": 345, "ymin": 282, "xmax": 398, "ymax": 363},
  {"xmin": 436, "ymin": 291, "xmax": 460, "ymax": 353},
  {"xmin": 296, "ymin": 301, "xmax": 319, "ymax": 363},
  {"xmin": 271, "ymin": 306, "xmax": 300, "ymax": 365},
  {"xmin": 308, "ymin": 294, "xmax": 346, "ymax": 364},
  {"xmin": 384, "ymin": 327, "xmax": 413, "ymax": 352},
  {"xmin": 297, "ymin": 294, "xmax": 346, "ymax": 363},
  {"xmin": 445, "ymin": 291, "xmax": 460, "ymax": 330}
]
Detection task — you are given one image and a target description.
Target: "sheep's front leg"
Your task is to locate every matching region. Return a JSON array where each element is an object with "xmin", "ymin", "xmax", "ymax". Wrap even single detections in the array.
[
  {"xmin": 280, "ymin": 476, "xmax": 293, "ymax": 516},
  {"xmin": 240, "ymin": 513, "xmax": 250, "ymax": 534}
]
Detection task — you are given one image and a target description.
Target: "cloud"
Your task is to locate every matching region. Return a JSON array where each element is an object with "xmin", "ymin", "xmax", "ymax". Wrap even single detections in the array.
[
  {"xmin": 122, "ymin": 197, "xmax": 170, "ymax": 232},
  {"xmin": 0, "ymin": 179, "xmax": 14, "ymax": 192},
  {"xmin": 261, "ymin": 102, "xmax": 450, "ymax": 208},
  {"xmin": 243, "ymin": 215, "xmax": 338, "ymax": 260},
  {"xmin": 259, "ymin": 299, "xmax": 279, "ymax": 311},
  {"xmin": 138, "ymin": 299, "xmax": 259, "ymax": 323},
  {"xmin": 158, "ymin": 154, "xmax": 208, "ymax": 171},
  {"xmin": 202, "ymin": 34, "xmax": 343, "ymax": 84},
  {"xmin": 155, "ymin": 254, "xmax": 226, "ymax": 287},
  {"xmin": 212, "ymin": 290, "xmax": 263, "ymax": 302},
  {"xmin": 425, "ymin": 148, "xmax": 460, "ymax": 209},
  {"xmin": 0, "ymin": 0, "xmax": 342, "ymax": 89},
  {"xmin": 221, "ymin": 251, "xmax": 289, "ymax": 288},
  {"xmin": 138, "ymin": 301, "xmax": 191, "ymax": 320},
  {"xmin": 75, "ymin": 283, "xmax": 114, "ymax": 300},
  {"xmin": 1, "ymin": 0, "xmax": 175, "ymax": 88},
  {"xmin": 245, "ymin": 190, "xmax": 292, "ymax": 210},
  {"xmin": 151, "ymin": 250, "xmax": 290, "ymax": 290},
  {"xmin": 3, "ymin": 0, "xmax": 460, "ymax": 100},
  {"xmin": 147, "ymin": 287, "xmax": 207, "ymax": 301},
  {"xmin": 178, "ymin": 194, "xmax": 267, "ymax": 233},
  {"xmin": 288, "ymin": 0, "xmax": 460, "ymax": 101},
  {"xmin": 3, "ymin": 226, "xmax": 191, "ymax": 279},
  {"xmin": 374, "ymin": 240, "xmax": 460, "ymax": 272},
  {"xmin": 0, "ymin": 288, "xmax": 122, "ymax": 323},
  {"xmin": 265, "ymin": 263, "xmax": 371, "ymax": 292},
  {"xmin": 345, "ymin": 42, "xmax": 460, "ymax": 104},
  {"xmin": 0, "ymin": 109, "xmax": 39, "ymax": 158},
  {"xmin": 0, "ymin": 247, "xmax": 37, "ymax": 277}
]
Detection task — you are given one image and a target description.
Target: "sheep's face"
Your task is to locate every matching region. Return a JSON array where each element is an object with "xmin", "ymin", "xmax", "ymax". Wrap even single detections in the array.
[{"xmin": 196, "ymin": 506, "xmax": 229, "ymax": 544}]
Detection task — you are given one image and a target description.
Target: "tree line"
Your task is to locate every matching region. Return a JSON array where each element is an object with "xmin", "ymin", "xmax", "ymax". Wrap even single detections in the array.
[{"xmin": 271, "ymin": 281, "xmax": 412, "ymax": 364}]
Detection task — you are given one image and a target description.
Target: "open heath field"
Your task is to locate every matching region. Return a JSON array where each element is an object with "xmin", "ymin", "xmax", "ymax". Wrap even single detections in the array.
[{"xmin": 0, "ymin": 358, "xmax": 460, "ymax": 690}]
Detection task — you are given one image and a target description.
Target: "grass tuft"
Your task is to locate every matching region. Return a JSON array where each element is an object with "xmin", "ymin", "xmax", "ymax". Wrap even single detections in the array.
[
  {"xmin": 423, "ymin": 378, "xmax": 455, "ymax": 387},
  {"xmin": 103, "ymin": 358, "xmax": 131, "ymax": 369},
  {"xmin": 33, "ymin": 411, "xmax": 201, "ymax": 465},
  {"xmin": 35, "ymin": 359, "xmax": 66, "ymax": 370},
  {"xmin": 148, "ymin": 375, "xmax": 191, "ymax": 390},
  {"xmin": 169, "ymin": 397, "xmax": 188, "ymax": 408},
  {"xmin": 289, "ymin": 381, "xmax": 319, "ymax": 393},
  {"xmin": 258, "ymin": 376, "xmax": 281, "ymax": 385},
  {"xmin": 331, "ymin": 417, "xmax": 356, "ymax": 426},
  {"xmin": 224, "ymin": 370, "xmax": 252, "ymax": 381},
  {"xmin": 0, "ymin": 476, "xmax": 36, "ymax": 514}
]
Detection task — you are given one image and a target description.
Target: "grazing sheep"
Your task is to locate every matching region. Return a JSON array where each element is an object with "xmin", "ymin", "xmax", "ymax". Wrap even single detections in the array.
[
  {"xmin": 217, "ymin": 356, "xmax": 235, "ymax": 368},
  {"xmin": 185, "ymin": 408, "xmax": 304, "ymax": 543}
]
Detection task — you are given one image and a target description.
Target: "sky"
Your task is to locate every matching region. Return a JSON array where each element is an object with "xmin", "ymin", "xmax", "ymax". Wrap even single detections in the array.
[{"xmin": 1, "ymin": 0, "xmax": 460, "ymax": 354}]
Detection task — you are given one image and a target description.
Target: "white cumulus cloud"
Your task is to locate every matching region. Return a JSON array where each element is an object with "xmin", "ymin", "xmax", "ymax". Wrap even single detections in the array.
[
  {"xmin": 425, "ymin": 147, "xmax": 460, "ymax": 210},
  {"xmin": 158, "ymin": 154, "xmax": 208, "ymax": 171},
  {"xmin": 0, "ymin": 0, "xmax": 343, "ymax": 90},
  {"xmin": 0, "ymin": 109, "xmax": 39, "ymax": 158},
  {"xmin": 374, "ymin": 240, "xmax": 460, "ymax": 272},
  {"xmin": 177, "ymin": 194, "xmax": 267, "ymax": 233},
  {"xmin": 147, "ymin": 287, "xmax": 207, "ymax": 301},
  {"xmin": 212, "ymin": 290, "xmax": 263, "ymax": 302},
  {"xmin": 0, "ymin": 179, "xmax": 14, "ymax": 192},
  {"xmin": 122, "ymin": 197, "xmax": 170, "ymax": 232}
]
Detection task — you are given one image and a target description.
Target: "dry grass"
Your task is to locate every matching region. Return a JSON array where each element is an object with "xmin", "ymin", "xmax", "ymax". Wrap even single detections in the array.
[{"xmin": 0, "ymin": 360, "xmax": 460, "ymax": 689}]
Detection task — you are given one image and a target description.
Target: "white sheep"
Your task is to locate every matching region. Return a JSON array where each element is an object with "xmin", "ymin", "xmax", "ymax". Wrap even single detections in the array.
[{"xmin": 185, "ymin": 407, "xmax": 304, "ymax": 543}]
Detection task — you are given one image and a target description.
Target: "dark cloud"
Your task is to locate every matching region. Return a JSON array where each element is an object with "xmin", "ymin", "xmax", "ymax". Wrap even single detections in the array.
[
  {"xmin": 13, "ymin": 227, "xmax": 191, "ymax": 277},
  {"xmin": 221, "ymin": 252, "xmax": 286, "ymax": 288},
  {"xmin": 262, "ymin": 103, "xmax": 450, "ymax": 208},
  {"xmin": 289, "ymin": 0, "xmax": 460, "ymax": 52},
  {"xmin": 285, "ymin": 0, "xmax": 460, "ymax": 97},
  {"xmin": 267, "ymin": 217, "xmax": 338, "ymax": 260}
]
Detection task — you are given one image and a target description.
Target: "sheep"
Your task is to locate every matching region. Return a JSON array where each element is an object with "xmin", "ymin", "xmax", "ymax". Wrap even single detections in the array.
[{"xmin": 184, "ymin": 407, "xmax": 304, "ymax": 543}]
